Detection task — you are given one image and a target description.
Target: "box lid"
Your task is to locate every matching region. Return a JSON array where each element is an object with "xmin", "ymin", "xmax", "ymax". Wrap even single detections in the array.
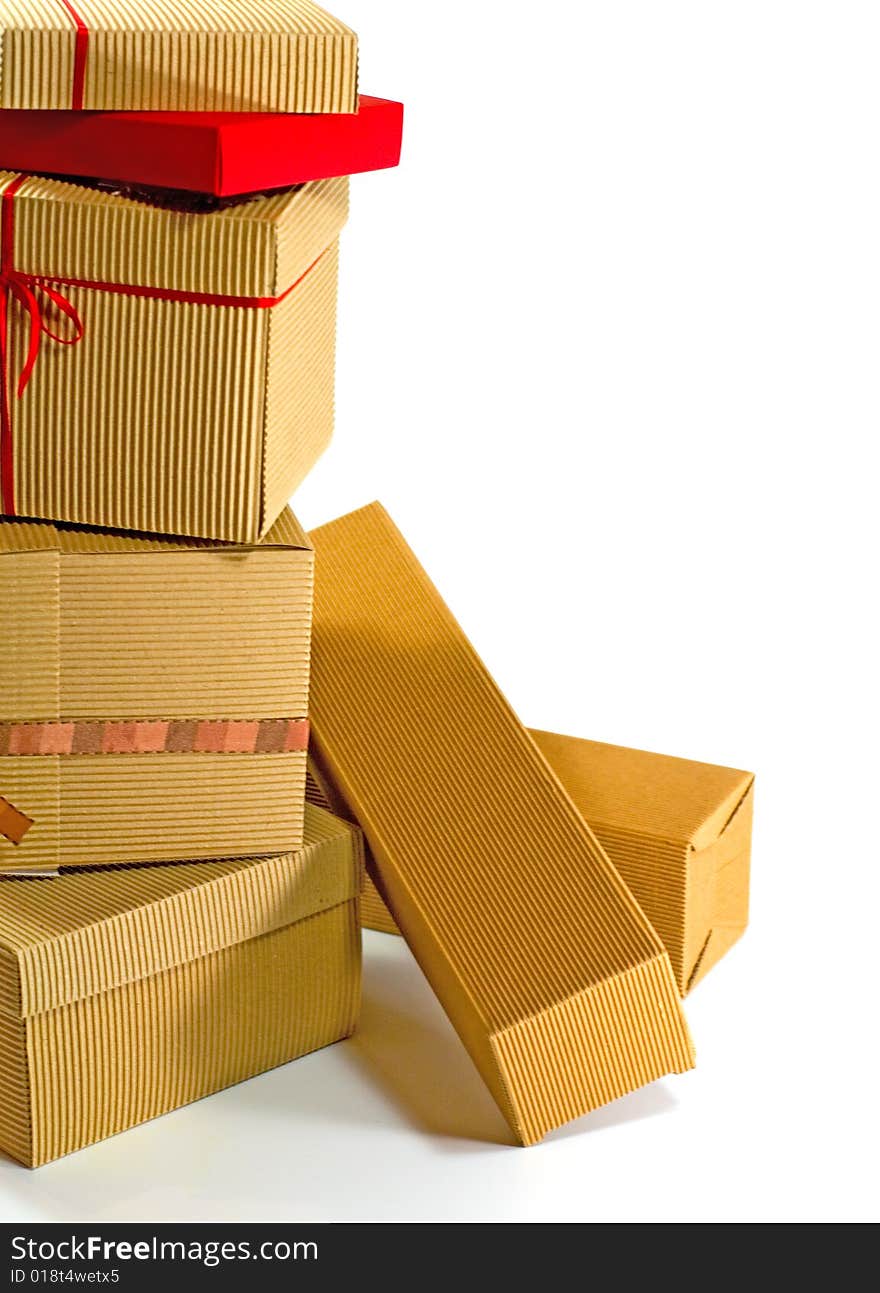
[
  {"xmin": 530, "ymin": 731, "xmax": 754, "ymax": 852},
  {"xmin": 0, "ymin": 803, "xmax": 362, "ymax": 1018},
  {"xmin": 0, "ymin": 0, "xmax": 358, "ymax": 114},
  {"xmin": 0, "ymin": 507, "xmax": 309, "ymax": 556},
  {"xmin": 0, "ymin": 96, "xmax": 403, "ymax": 198},
  {"xmin": 307, "ymin": 503, "xmax": 695, "ymax": 1146},
  {"xmin": 0, "ymin": 170, "xmax": 349, "ymax": 299}
]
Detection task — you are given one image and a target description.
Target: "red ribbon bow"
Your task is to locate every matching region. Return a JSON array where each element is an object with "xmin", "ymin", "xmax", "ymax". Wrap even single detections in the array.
[{"xmin": 0, "ymin": 272, "xmax": 85, "ymax": 398}]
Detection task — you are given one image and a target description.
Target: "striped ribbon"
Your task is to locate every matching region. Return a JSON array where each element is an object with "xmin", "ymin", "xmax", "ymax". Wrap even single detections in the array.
[{"xmin": 0, "ymin": 718, "xmax": 309, "ymax": 845}]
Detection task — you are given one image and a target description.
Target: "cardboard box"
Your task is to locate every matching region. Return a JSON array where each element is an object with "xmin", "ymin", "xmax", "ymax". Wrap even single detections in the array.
[
  {"xmin": 0, "ymin": 97, "xmax": 403, "ymax": 198},
  {"xmin": 0, "ymin": 0, "xmax": 357, "ymax": 114},
  {"xmin": 0, "ymin": 509, "xmax": 313, "ymax": 875},
  {"xmin": 307, "ymin": 503, "xmax": 694, "ymax": 1147},
  {"xmin": 0, "ymin": 170, "xmax": 348, "ymax": 541},
  {"xmin": 345, "ymin": 736, "xmax": 754, "ymax": 995},
  {"xmin": 0, "ymin": 803, "xmax": 362, "ymax": 1167}
]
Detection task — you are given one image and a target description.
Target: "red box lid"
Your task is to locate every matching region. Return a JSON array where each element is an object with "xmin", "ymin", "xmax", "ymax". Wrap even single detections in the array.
[{"xmin": 0, "ymin": 96, "xmax": 403, "ymax": 198}]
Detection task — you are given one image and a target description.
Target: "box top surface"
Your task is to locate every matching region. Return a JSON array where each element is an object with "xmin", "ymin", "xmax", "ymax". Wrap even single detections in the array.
[
  {"xmin": 0, "ymin": 0, "xmax": 353, "ymax": 35},
  {"xmin": 0, "ymin": 507, "xmax": 309, "ymax": 555},
  {"xmin": 0, "ymin": 804, "xmax": 361, "ymax": 1017},
  {"xmin": 530, "ymin": 730, "xmax": 753, "ymax": 852},
  {"xmin": 0, "ymin": 171, "xmax": 349, "ymax": 298}
]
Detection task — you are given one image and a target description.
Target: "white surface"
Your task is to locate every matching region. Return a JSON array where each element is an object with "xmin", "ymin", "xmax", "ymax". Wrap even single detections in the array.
[{"xmin": 2, "ymin": 0, "xmax": 879, "ymax": 1223}]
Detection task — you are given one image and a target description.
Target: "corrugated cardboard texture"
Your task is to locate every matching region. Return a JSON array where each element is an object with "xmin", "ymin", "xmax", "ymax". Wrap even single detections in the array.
[
  {"xmin": 0, "ymin": 508, "xmax": 313, "ymax": 874},
  {"xmin": 0, "ymin": 803, "xmax": 363, "ymax": 1167},
  {"xmin": 0, "ymin": 0, "xmax": 358, "ymax": 113},
  {"xmin": 531, "ymin": 733, "xmax": 753, "ymax": 994},
  {"xmin": 307, "ymin": 503, "xmax": 694, "ymax": 1146},
  {"xmin": 348, "ymin": 736, "xmax": 754, "ymax": 995},
  {"xmin": 1, "ymin": 172, "xmax": 348, "ymax": 541}
]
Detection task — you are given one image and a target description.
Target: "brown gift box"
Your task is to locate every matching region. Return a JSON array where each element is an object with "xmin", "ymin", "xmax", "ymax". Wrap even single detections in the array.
[
  {"xmin": 351, "ymin": 735, "xmax": 754, "ymax": 996},
  {"xmin": 0, "ymin": 0, "xmax": 357, "ymax": 113},
  {"xmin": 0, "ymin": 171, "xmax": 348, "ymax": 542},
  {"xmin": 0, "ymin": 803, "xmax": 363, "ymax": 1167},
  {"xmin": 307, "ymin": 502, "xmax": 694, "ymax": 1147},
  {"xmin": 0, "ymin": 508, "xmax": 313, "ymax": 875}
]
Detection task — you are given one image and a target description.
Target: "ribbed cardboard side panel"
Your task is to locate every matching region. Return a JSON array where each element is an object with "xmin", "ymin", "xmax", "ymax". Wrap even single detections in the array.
[
  {"xmin": 0, "ymin": 1, "xmax": 358, "ymax": 113},
  {"xmin": 59, "ymin": 550, "xmax": 312, "ymax": 720},
  {"xmin": 492, "ymin": 954, "xmax": 697, "ymax": 1147},
  {"xmin": 24, "ymin": 900, "xmax": 360, "ymax": 1167},
  {"xmin": 0, "ymin": 550, "xmax": 59, "ymax": 720},
  {"xmin": 0, "ymin": 1006, "xmax": 32, "ymax": 1166},
  {"xmin": 273, "ymin": 180, "xmax": 349, "ymax": 304},
  {"xmin": 308, "ymin": 503, "xmax": 694, "ymax": 1143},
  {"xmin": 9, "ymin": 287, "xmax": 267, "ymax": 541},
  {"xmin": 592, "ymin": 825, "xmax": 689, "ymax": 991},
  {"xmin": 0, "ymin": 948, "xmax": 22, "ymax": 1016},
  {"xmin": 262, "ymin": 241, "xmax": 340, "ymax": 533},
  {"xmin": 1, "ymin": 755, "xmax": 304, "ymax": 874},
  {"xmin": 53, "ymin": 752, "xmax": 306, "ymax": 869},
  {"xmin": 684, "ymin": 785, "xmax": 753, "ymax": 992},
  {"xmin": 0, "ymin": 756, "xmax": 59, "ymax": 872},
  {"xmin": 1, "ymin": 752, "xmax": 305, "ymax": 874},
  {"xmin": 360, "ymin": 874, "xmax": 399, "ymax": 935}
]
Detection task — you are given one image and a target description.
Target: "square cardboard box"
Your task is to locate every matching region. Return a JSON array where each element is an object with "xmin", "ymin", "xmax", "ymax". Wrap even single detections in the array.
[
  {"xmin": 0, "ymin": 803, "xmax": 362, "ymax": 1167},
  {"xmin": 0, "ymin": 171, "xmax": 348, "ymax": 541},
  {"xmin": 0, "ymin": 508, "xmax": 312, "ymax": 875}
]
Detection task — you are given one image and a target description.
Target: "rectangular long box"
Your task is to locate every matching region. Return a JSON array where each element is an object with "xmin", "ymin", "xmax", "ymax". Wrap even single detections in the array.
[
  {"xmin": 350, "ymin": 734, "xmax": 754, "ymax": 995},
  {"xmin": 0, "ymin": 0, "xmax": 358, "ymax": 113},
  {"xmin": 0, "ymin": 803, "xmax": 362, "ymax": 1168},
  {"xmin": 0, "ymin": 509, "xmax": 313, "ymax": 875},
  {"xmin": 0, "ymin": 171, "xmax": 348, "ymax": 542},
  {"xmin": 307, "ymin": 503, "xmax": 694, "ymax": 1147}
]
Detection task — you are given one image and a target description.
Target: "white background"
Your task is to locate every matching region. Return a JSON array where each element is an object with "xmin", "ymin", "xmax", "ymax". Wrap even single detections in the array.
[{"xmin": 2, "ymin": 0, "xmax": 878, "ymax": 1223}]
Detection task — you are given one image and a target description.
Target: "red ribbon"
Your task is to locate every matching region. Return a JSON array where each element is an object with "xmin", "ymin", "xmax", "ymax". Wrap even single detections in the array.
[
  {"xmin": 0, "ymin": 174, "xmax": 322, "ymax": 516},
  {"xmin": 57, "ymin": 0, "xmax": 90, "ymax": 110}
]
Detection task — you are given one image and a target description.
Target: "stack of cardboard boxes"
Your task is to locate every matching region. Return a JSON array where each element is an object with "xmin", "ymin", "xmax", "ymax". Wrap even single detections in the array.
[{"xmin": 0, "ymin": 1, "xmax": 753, "ymax": 1166}]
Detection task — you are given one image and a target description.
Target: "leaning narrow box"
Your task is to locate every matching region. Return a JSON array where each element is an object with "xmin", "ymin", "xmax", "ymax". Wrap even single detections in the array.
[
  {"xmin": 0, "ymin": 171, "xmax": 348, "ymax": 542},
  {"xmin": 307, "ymin": 502, "xmax": 695, "ymax": 1147},
  {"xmin": 0, "ymin": 509, "xmax": 312, "ymax": 874},
  {"xmin": 0, "ymin": 804, "xmax": 363, "ymax": 1168}
]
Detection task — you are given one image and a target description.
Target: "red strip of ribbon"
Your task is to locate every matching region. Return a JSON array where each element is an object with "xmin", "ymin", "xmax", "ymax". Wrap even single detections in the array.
[
  {"xmin": 0, "ymin": 174, "xmax": 322, "ymax": 516},
  {"xmin": 57, "ymin": 0, "xmax": 90, "ymax": 110}
]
